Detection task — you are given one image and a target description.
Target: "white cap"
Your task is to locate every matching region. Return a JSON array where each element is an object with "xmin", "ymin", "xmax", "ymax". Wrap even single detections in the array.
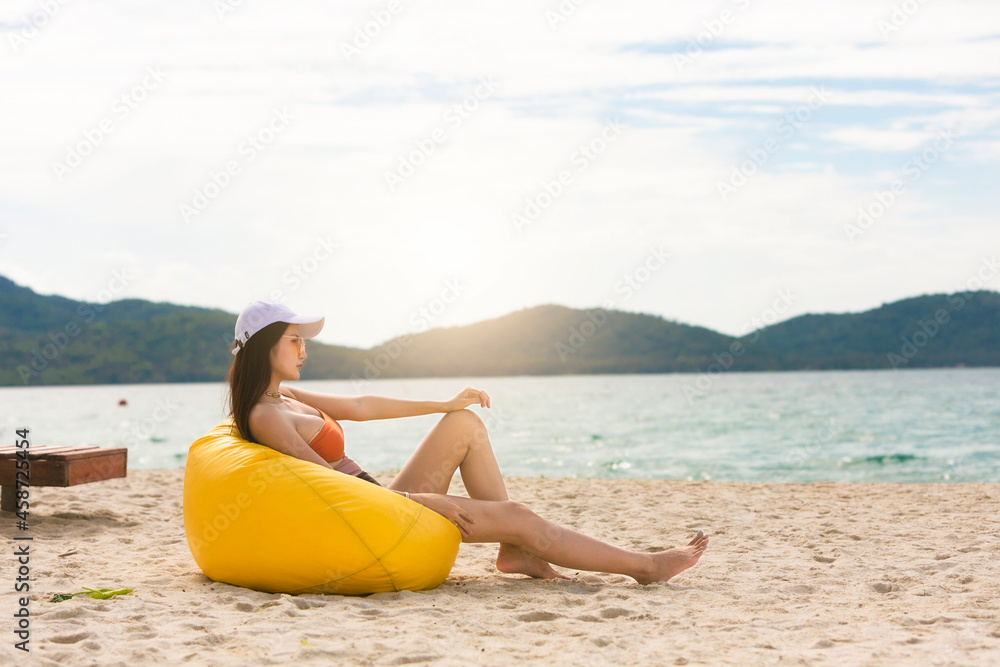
[{"xmin": 233, "ymin": 300, "xmax": 324, "ymax": 356}]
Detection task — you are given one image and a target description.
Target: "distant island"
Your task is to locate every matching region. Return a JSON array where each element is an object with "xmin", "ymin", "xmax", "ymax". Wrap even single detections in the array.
[{"xmin": 1, "ymin": 274, "xmax": 997, "ymax": 386}]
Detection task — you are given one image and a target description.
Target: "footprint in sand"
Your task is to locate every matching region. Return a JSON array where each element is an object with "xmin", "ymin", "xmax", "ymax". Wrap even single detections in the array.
[
  {"xmin": 41, "ymin": 606, "xmax": 91, "ymax": 621},
  {"xmin": 787, "ymin": 584, "xmax": 817, "ymax": 594},
  {"xmin": 288, "ymin": 597, "xmax": 326, "ymax": 610},
  {"xmin": 871, "ymin": 582, "xmax": 904, "ymax": 594},
  {"xmin": 388, "ymin": 654, "xmax": 442, "ymax": 665},
  {"xmin": 516, "ymin": 611, "xmax": 561, "ymax": 622}
]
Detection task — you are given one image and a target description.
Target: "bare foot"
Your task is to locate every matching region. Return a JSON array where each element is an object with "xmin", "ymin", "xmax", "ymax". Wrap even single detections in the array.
[
  {"xmin": 633, "ymin": 532, "xmax": 709, "ymax": 584},
  {"xmin": 496, "ymin": 544, "xmax": 571, "ymax": 580}
]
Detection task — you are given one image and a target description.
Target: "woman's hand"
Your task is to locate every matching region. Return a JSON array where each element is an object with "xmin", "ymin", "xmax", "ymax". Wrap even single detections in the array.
[
  {"xmin": 410, "ymin": 493, "xmax": 476, "ymax": 538},
  {"xmin": 444, "ymin": 387, "xmax": 491, "ymax": 412}
]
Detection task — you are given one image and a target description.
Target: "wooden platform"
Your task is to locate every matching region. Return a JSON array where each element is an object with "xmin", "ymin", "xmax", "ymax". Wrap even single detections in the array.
[{"xmin": 0, "ymin": 445, "xmax": 128, "ymax": 512}]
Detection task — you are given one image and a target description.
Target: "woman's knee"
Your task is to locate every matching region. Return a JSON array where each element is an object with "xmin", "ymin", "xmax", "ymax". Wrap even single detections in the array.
[
  {"xmin": 502, "ymin": 501, "xmax": 565, "ymax": 553},
  {"xmin": 501, "ymin": 501, "xmax": 535, "ymax": 527},
  {"xmin": 441, "ymin": 409, "xmax": 489, "ymax": 451},
  {"xmin": 500, "ymin": 501, "xmax": 551, "ymax": 547},
  {"xmin": 441, "ymin": 408, "xmax": 484, "ymax": 430},
  {"xmin": 485, "ymin": 499, "xmax": 530, "ymax": 523}
]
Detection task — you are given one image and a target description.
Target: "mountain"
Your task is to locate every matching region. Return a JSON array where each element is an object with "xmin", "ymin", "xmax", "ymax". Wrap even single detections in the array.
[
  {"xmin": 0, "ymin": 274, "xmax": 997, "ymax": 386},
  {"xmin": 357, "ymin": 305, "xmax": 741, "ymax": 378},
  {"xmin": 751, "ymin": 292, "xmax": 1000, "ymax": 370}
]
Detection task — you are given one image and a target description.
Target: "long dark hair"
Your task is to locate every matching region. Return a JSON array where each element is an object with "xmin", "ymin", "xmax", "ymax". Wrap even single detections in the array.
[{"xmin": 226, "ymin": 321, "xmax": 288, "ymax": 442}]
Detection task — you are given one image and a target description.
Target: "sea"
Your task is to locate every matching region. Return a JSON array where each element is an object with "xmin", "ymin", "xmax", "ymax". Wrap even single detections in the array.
[{"xmin": 2, "ymin": 368, "xmax": 998, "ymax": 483}]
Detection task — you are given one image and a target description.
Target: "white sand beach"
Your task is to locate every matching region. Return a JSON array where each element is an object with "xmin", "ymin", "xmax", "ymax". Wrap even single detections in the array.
[{"xmin": 5, "ymin": 471, "xmax": 1000, "ymax": 666}]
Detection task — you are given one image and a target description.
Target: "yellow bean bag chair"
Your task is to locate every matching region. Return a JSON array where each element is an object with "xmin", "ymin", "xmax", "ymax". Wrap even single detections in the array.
[{"xmin": 183, "ymin": 420, "xmax": 462, "ymax": 595}]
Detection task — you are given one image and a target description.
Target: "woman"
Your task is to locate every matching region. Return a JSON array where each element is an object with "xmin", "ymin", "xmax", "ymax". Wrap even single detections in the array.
[{"xmin": 227, "ymin": 300, "xmax": 708, "ymax": 584}]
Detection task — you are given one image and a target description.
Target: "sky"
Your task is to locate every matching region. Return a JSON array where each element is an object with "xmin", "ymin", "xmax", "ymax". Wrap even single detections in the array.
[{"xmin": 1, "ymin": 0, "xmax": 998, "ymax": 350}]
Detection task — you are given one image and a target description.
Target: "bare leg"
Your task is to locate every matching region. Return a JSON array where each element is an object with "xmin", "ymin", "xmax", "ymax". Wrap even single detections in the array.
[
  {"xmin": 434, "ymin": 495, "xmax": 709, "ymax": 583},
  {"xmin": 389, "ymin": 410, "xmax": 568, "ymax": 579}
]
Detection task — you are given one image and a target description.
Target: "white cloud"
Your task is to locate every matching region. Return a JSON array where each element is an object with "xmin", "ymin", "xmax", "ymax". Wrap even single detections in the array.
[{"xmin": 0, "ymin": 0, "xmax": 997, "ymax": 347}]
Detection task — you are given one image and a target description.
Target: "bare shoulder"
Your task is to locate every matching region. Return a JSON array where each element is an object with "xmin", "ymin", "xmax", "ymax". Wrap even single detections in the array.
[
  {"xmin": 248, "ymin": 402, "xmax": 298, "ymax": 446},
  {"xmin": 245, "ymin": 400, "xmax": 324, "ymax": 466}
]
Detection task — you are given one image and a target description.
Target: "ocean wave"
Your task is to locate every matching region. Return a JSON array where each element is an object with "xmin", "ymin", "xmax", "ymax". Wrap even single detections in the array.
[{"xmin": 836, "ymin": 454, "xmax": 922, "ymax": 467}]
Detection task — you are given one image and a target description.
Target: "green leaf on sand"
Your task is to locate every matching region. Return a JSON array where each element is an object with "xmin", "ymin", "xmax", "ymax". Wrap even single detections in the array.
[{"xmin": 50, "ymin": 587, "xmax": 133, "ymax": 603}]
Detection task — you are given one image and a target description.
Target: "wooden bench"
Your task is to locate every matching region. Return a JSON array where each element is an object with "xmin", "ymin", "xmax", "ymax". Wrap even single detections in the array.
[{"xmin": 0, "ymin": 445, "xmax": 128, "ymax": 512}]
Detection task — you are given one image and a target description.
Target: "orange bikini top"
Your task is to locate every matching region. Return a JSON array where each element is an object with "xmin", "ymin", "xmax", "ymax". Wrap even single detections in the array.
[{"xmin": 306, "ymin": 408, "xmax": 345, "ymax": 462}]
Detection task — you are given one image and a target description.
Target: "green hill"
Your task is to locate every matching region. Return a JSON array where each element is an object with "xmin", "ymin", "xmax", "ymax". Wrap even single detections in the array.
[
  {"xmin": 0, "ymin": 274, "xmax": 997, "ymax": 386},
  {"xmin": 751, "ymin": 292, "xmax": 1000, "ymax": 370},
  {"xmin": 351, "ymin": 304, "xmax": 741, "ymax": 379}
]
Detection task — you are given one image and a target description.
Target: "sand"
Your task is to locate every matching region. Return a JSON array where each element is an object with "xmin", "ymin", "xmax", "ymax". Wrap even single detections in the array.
[{"xmin": 3, "ymin": 470, "xmax": 999, "ymax": 666}]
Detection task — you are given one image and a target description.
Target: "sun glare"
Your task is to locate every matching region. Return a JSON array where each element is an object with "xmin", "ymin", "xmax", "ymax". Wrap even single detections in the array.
[{"xmin": 389, "ymin": 218, "xmax": 509, "ymax": 298}]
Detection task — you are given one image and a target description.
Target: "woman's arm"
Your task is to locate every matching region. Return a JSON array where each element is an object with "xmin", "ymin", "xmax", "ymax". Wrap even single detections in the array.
[
  {"xmin": 281, "ymin": 386, "xmax": 443, "ymax": 421},
  {"xmin": 357, "ymin": 387, "xmax": 492, "ymax": 421},
  {"xmin": 283, "ymin": 385, "xmax": 491, "ymax": 421},
  {"xmin": 356, "ymin": 396, "xmax": 446, "ymax": 421}
]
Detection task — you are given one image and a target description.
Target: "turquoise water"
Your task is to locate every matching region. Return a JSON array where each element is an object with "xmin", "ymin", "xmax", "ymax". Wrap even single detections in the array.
[{"xmin": 1, "ymin": 369, "xmax": 997, "ymax": 483}]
